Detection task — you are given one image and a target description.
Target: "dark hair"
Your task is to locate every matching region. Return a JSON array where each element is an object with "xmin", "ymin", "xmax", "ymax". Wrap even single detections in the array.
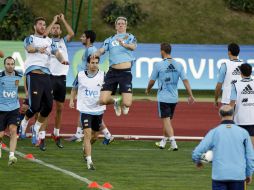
[
  {"xmin": 87, "ymin": 55, "xmax": 100, "ymax": 63},
  {"xmin": 219, "ymin": 107, "xmax": 234, "ymax": 117},
  {"xmin": 34, "ymin": 17, "xmax": 46, "ymax": 25},
  {"xmin": 228, "ymin": 43, "xmax": 240, "ymax": 56},
  {"xmin": 240, "ymin": 63, "xmax": 252, "ymax": 77},
  {"xmin": 84, "ymin": 30, "xmax": 96, "ymax": 43},
  {"xmin": 160, "ymin": 43, "xmax": 171, "ymax": 54},
  {"xmin": 4, "ymin": 56, "xmax": 15, "ymax": 65},
  {"xmin": 54, "ymin": 22, "xmax": 61, "ymax": 28}
]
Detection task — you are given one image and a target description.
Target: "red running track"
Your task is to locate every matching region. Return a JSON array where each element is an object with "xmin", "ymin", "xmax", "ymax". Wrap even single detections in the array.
[{"xmin": 42, "ymin": 100, "xmax": 220, "ymax": 137}]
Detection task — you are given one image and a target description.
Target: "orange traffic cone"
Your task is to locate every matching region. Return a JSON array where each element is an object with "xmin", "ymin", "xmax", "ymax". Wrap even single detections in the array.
[
  {"xmin": 25, "ymin": 154, "xmax": 35, "ymax": 160},
  {"xmin": 2, "ymin": 143, "xmax": 7, "ymax": 148},
  {"xmin": 88, "ymin": 181, "xmax": 99, "ymax": 188},
  {"xmin": 102, "ymin": 182, "xmax": 113, "ymax": 189}
]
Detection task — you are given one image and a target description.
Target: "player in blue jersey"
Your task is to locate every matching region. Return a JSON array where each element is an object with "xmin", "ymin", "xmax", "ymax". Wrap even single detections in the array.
[
  {"xmin": 0, "ymin": 56, "xmax": 22, "ymax": 165},
  {"xmin": 192, "ymin": 105, "xmax": 254, "ymax": 190},
  {"xmin": 92, "ymin": 16, "xmax": 137, "ymax": 117},
  {"xmin": 146, "ymin": 43, "xmax": 195, "ymax": 150}
]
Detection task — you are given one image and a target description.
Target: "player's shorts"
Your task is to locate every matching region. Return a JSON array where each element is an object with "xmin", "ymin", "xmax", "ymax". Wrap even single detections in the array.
[
  {"xmin": 80, "ymin": 113, "xmax": 103, "ymax": 132},
  {"xmin": 101, "ymin": 67, "xmax": 132, "ymax": 94},
  {"xmin": 212, "ymin": 180, "xmax": 244, "ymax": 190},
  {"xmin": 239, "ymin": 125, "xmax": 254, "ymax": 136},
  {"xmin": 0, "ymin": 108, "xmax": 19, "ymax": 132},
  {"xmin": 50, "ymin": 75, "xmax": 66, "ymax": 103},
  {"xmin": 158, "ymin": 102, "xmax": 177, "ymax": 119}
]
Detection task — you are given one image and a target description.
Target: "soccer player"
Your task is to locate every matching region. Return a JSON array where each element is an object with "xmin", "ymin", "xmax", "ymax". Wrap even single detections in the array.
[
  {"xmin": 69, "ymin": 55, "xmax": 105, "ymax": 170},
  {"xmin": 92, "ymin": 16, "xmax": 137, "ymax": 117},
  {"xmin": 39, "ymin": 13, "xmax": 74, "ymax": 148},
  {"xmin": 20, "ymin": 17, "xmax": 67, "ymax": 151},
  {"xmin": 146, "ymin": 43, "xmax": 195, "ymax": 150},
  {"xmin": 230, "ymin": 63, "xmax": 254, "ymax": 146},
  {"xmin": 66, "ymin": 30, "xmax": 114, "ymax": 144},
  {"xmin": 0, "ymin": 56, "xmax": 22, "ymax": 165},
  {"xmin": 192, "ymin": 105, "xmax": 254, "ymax": 190},
  {"xmin": 215, "ymin": 43, "xmax": 243, "ymax": 106}
]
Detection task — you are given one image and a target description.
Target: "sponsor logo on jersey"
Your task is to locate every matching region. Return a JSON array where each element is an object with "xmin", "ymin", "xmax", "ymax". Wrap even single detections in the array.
[
  {"xmin": 2, "ymin": 90, "xmax": 17, "ymax": 98},
  {"xmin": 242, "ymin": 98, "xmax": 248, "ymax": 103},
  {"xmin": 232, "ymin": 66, "xmax": 241, "ymax": 75},
  {"xmin": 241, "ymin": 84, "xmax": 254, "ymax": 94}
]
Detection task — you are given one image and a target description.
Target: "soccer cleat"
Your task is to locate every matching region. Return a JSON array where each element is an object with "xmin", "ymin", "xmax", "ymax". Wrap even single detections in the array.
[
  {"xmin": 122, "ymin": 106, "xmax": 130, "ymax": 115},
  {"xmin": 52, "ymin": 134, "xmax": 64, "ymax": 148},
  {"xmin": 87, "ymin": 162, "xmax": 95, "ymax": 170},
  {"xmin": 8, "ymin": 156, "xmax": 17, "ymax": 166},
  {"xmin": 39, "ymin": 139, "xmax": 46, "ymax": 151},
  {"xmin": 169, "ymin": 140, "xmax": 178, "ymax": 151},
  {"xmin": 114, "ymin": 97, "xmax": 122, "ymax": 116},
  {"xmin": 155, "ymin": 141, "xmax": 166, "ymax": 149},
  {"xmin": 64, "ymin": 135, "xmax": 82, "ymax": 142},
  {"xmin": 102, "ymin": 136, "xmax": 115, "ymax": 145},
  {"xmin": 30, "ymin": 125, "xmax": 37, "ymax": 145}
]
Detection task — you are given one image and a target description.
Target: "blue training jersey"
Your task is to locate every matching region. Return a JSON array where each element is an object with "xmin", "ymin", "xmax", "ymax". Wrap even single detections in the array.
[
  {"xmin": 150, "ymin": 58, "xmax": 187, "ymax": 103},
  {"xmin": 101, "ymin": 33, "xmax": 137, "ymax": 66},
  {"xmin": 0, "ymin": 71, "xmax": 22, "ymax": 111}
]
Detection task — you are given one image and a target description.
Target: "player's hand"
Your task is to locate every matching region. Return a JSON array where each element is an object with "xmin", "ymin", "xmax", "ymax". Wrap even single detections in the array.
[
  {"xmin": 53, "ymin": 15, "xmax": 59, "ymax": 22},
  {"xmin": 145, "ymin": 88, "xmax": 150, "ymax": 95},
  {"xmin": 246, "ymin": 176, "xmax": 252, "ymax": 185},
  {"xmin": 69, "ymin": 100, "xmax": 75, "ymax": 109},
  {"xmin": 196, "ymin": 162, "xmax": 203, "ymax": 169},
  {"xmin": 38, "ymin": 47, "xmax": 47, "ymax": 54},
  {"xmin": 59, "ymin": 13, "xmax": 65, "ymax": 21},
  {"xmin": 188, "ymin": 96, "xmax": 195, "ymax": 104},
  {"xmin": 117, "ymin": 38, "xmax": 125, "ymax": 46}
]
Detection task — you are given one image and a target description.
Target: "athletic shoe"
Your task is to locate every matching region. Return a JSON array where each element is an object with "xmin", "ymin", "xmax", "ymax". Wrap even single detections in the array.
[
  {"xmin": 114, "ymin": 97, "xmax": 122, "ymax": 116},
  {"xmin": 155, "ymin": 141, "xmax": 166, "ymax": 149},
  {"xmin": 87, "ymin": 162, "xmax": 95, "ymax": 170},
  {"xmin": 8, "ymin": 156, "xmax": 17, "ymax": 166},
  {"xmin": 102, "ymin": 136, "xmax": 115, "ymax": 145},
  {"xmin": 64, "ymin": 135, "xmax": 82, "ymax": 142},
  {"xmin": 122, "ymin": 106, "xmax": 129, "ymax": 115},
  {"xmin": 169, "ymin": 140, "xmax": 178, "ymax": 151},
  {"xmin": 52, "ymin": 134, "xmax": 64, "ymax": 148},
  {"xmin": 30, "ymin": 125, "xmax": 37, "ymax": 145},
  {"xmin": 39, "ymin": 139, "xmax": 46, "ymax": 151}
]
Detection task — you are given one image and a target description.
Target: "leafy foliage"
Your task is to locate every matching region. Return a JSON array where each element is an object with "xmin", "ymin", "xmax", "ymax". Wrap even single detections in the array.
[
  {"xmin": 225, "ymin": 0, "xmax": 254, "ymax": 13},
  {"xmin": 0, "ymin": 1, "xmax": 35, "ymax": 40},
  {"xmin": 102, "ymin": 0, "xmax": 147, "ymax": 27}
]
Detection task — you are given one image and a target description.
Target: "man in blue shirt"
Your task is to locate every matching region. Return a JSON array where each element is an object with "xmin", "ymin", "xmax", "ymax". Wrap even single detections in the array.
[
  {"xmin": 0, "ymin": 56, "xmax": 22, "ymax": 166},
  {"xmin": 92, "ymin": 16, "xmax": 137, "ymax": 117},
  {"xmin": 192, "ymin": 105, "xmax": 254, "ymax": 190},
  {"xmin": 146, "ymin": 43, "xmax": 195, "ymax": 150}
]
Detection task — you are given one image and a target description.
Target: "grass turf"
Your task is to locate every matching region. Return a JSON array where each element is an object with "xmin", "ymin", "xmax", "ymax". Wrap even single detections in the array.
[{"xmin": 2, "ymin": 138, "xmax": 252, "ymax": 190}]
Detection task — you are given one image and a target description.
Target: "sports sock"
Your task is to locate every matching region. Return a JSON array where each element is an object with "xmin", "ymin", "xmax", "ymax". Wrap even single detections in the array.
[
  {"xmin": 39, "ymin": 131, "xmax": 46, "ymax": 139},
  {"xmin": 169, "ymin": 136, "xmax": 175, "ymax": 141},
  {"xmin": 9, "ymin": 152, "xmax": 14, "ymax": 157},
  {"xmin": 86, "ymin": 156, "xmax": 92, "ymax": 164},
  {"xmin": 54, "ymin": 128, "xmax": 60, "ymax": 137},
  {"xmin": 76, "ymin": 127, "xmax": 83, "ymax": 138},
  {"xmin": 102, "ymin": 128, "xmax": 111, "ymax": 139},
  {"xmin": 21, "ymin": 118, "xmax": 29, "ymax": 134}
]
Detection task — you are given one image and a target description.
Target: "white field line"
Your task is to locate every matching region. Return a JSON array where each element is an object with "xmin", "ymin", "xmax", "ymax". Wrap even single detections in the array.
[
  {"xmin": 2, "ymin": 147, "xmax": 109, "ymax": 190},
  {"xmin": 22, "ymin": 133, "xmax": 204, "ymax": 140}
]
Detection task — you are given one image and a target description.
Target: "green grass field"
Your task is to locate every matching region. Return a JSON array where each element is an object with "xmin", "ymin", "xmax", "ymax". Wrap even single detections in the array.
[{"xmin": 2, "ymin": 138, "xmax": 253, "ymax": 190}]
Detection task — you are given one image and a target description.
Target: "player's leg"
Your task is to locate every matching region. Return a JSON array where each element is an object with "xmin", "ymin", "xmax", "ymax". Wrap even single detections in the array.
[
  {"xmin": 51, "ymin": 75, "xmax": 66, "ymax": 148},
  {"xmin": 18, "ymin": 99, "xmax": 29, "ymax": 139},
  {"xmin": 8, "ymin": 124, "xmax": 18, "ymax": 165},
  {"xmin": 81, "ymin": 113, "xmax": 95, "ymax": 170},
  {"xmin": 155, "ymin": 102, "xmax": 178, "ymax": 150},
  {"xmin": 119, "ymin": 68, "xmax": 133, "ymax": 115},
  {"xmin": 0, "ymin": 113, "xmax": 5, "ymax": 158},
  {"xmin": 100, "ymin": 120, "xmax": 114, "ymax": 145},
  {"xmin": 65, "ymin": 115, "xmax": 83, "ymax": 142}
]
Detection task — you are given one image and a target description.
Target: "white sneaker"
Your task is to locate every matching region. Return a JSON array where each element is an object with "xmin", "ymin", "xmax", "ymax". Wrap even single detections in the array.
[
  {"xmin": 122, "ymin": 106, "xmax": 129, "ymax": 115},
  {"xmin": 169, "ymin": 140, "xmax": 178, "ymax": 151},
  {"xmin": 87, "ymin": 161, "xmax": 95, "ymax": 170},
  {"xmin": 114, "ymin": 98, "xmax": 122, "ymax": 116},
  {"xmin": 8, "ymin": 155, "xmax": 17, "ymax": 166},
  {"xmin": 155, "ymin": 141, "xmax": 166, "ymax": 149}
]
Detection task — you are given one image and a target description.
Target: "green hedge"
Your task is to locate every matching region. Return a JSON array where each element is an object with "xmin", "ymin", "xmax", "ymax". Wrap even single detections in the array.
[{"xmin": 226, "ymin": 0, "xmax": 254, "ymax": 13}]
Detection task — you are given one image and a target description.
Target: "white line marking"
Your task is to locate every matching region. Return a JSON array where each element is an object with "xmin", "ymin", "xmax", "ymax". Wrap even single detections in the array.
[{"xmin": 2, "ymin": 147, "xmax": 109, "ymax": 190}]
